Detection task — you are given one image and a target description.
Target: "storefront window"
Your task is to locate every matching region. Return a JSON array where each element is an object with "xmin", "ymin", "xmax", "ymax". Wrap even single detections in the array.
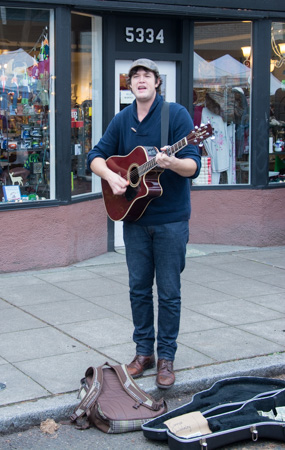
[
  {"xmin": 193, "ymin": 21, "xmax": 251, "ymax": 186},
  {"xmin": 71, "ymin": 13, "xmax": 102, "ymax": 197},
  {"xmin": 269, "ymin": 22, "xmax": 285, "ymax": 184},
  {"xmin": 0, "ymin": 8, "xmax": 54, "ymax": 203}
]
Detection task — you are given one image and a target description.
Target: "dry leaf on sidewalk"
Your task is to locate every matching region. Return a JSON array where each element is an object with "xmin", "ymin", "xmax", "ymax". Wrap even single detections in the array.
[{"xmin": 40, "ymin": 418, "xmax": 60, "ymax": 434}]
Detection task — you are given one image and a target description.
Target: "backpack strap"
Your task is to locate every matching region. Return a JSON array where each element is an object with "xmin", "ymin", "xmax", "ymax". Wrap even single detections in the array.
[
  {"xmin": 70, "ymin": 363, "xmax": 105, "ymax": 422},
  {"xmin": 71, "ymin": 361, "xmax": 166, "ymax": 424},
  {"xmin": 161, "ymin": 101, "xmax": 169, "ymax": 147},
  {"xmin": 108, "ymin": 362, "xmax": 165, "ymax": 411}
]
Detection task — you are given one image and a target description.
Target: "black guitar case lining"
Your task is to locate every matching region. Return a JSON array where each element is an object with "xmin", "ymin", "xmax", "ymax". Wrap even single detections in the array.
[{"xmin": 142, "ymin": 376, "xmax": 285, "ymax": 449}]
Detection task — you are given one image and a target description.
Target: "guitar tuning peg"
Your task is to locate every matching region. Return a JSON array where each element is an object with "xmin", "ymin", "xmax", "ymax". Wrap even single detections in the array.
[
  {"xmin": 199, "ymin": 142, "xmax": 204, "ymax": 147},
  {"xmin": 211, "ymin": 136, "xmax": 215, "ymax": 140},
  {"xmin": 195, "ymin": 125, "xmax": 199, "ymax": 129},
  {"xmin": 200, "ymin": 123, "xmax": 205, "ymax": 127}
]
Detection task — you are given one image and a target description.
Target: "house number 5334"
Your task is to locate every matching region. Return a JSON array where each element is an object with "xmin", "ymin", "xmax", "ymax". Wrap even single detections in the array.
[{"xmin": 125, "ymin": 27, "xmax": 164, "ymax": 44}]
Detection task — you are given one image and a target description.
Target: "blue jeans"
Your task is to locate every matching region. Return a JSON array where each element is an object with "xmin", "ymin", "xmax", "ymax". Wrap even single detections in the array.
[{"xmin": 123, "ymin": 221, "xmax": 189, "ymax": 361}]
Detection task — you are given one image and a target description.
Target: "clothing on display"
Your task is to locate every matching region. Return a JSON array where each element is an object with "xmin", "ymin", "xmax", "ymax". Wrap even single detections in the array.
[{"xmin": 194, "ymin": 88, "xmax": 249, "ymax": 184}]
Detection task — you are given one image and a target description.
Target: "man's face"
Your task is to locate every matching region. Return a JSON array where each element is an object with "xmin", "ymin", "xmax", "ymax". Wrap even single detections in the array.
[{"xmin": 130, "ymin": 68, "xmax": 159, "ymax": 103}]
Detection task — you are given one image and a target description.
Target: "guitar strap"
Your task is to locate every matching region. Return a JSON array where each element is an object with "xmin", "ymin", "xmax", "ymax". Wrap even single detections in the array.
[{"xmin": 161, "ymin": 101, "xmax": 169, "ymax": 147}]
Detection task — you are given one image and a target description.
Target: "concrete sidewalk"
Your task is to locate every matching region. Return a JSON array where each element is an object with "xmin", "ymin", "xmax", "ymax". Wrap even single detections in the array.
[{"xmin": 0, "ymin": 244, "xmax": 284, "ymax": 433}]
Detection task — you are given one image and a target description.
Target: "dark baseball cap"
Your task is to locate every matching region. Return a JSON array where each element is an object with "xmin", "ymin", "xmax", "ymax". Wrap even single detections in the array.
[{"xmin": 128, "ymin": 59, "xmax": 160, "ymax": 77}]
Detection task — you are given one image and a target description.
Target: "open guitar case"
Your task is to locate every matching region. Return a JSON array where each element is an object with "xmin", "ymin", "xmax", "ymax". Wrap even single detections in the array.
[{"xmin": 142, "ymin": 376, "xmax": 285, "ymax": 449}]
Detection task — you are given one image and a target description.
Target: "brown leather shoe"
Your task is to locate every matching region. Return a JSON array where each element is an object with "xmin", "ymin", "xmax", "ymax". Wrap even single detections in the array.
[
  {"xmin": 127, "ymin": 354, "xmax": 155, "ymax": 379},
  {"xmin": 156, "ymin": 359, "xmax": 175, "ymax": 389}
]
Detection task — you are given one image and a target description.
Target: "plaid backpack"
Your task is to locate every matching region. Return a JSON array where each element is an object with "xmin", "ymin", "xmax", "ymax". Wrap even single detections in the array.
[{"xmin": 70, "ymin": 361, "xmax": 167, "ymax": 433}]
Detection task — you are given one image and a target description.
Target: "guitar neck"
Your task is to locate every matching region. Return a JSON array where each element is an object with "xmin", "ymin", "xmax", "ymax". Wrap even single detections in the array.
[
  {"xmin": 137, "ymin": 123, "xmax": 212, "ymax": 177},
  {"xmin": 138, "ymin": 137, "xmax": 188, "ymax": 177}
]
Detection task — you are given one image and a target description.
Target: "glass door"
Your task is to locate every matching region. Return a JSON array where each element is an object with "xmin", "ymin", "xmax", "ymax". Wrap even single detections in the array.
[{"xmin": 114, "ymin": 60, "xmax": 176, "ymax": 248}]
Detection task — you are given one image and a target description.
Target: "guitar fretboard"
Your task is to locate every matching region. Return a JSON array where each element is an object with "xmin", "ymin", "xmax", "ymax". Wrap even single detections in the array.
[
  {"xmin": 138, "ymin": 137, "xmax": 188, "ymax": 177},
  {"xmin": 137, "ymin": 123, "xmax": 212, "ymax": 177}
]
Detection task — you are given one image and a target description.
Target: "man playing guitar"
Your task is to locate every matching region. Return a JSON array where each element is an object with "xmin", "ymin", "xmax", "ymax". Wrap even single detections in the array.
[{"xmin": 87, "ymin": 59, "xmax": 201, "ymax": 389}]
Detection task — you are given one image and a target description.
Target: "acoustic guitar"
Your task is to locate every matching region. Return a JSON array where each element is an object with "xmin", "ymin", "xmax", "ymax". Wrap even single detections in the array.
[{"xmin": 101, "ymin": 123, "xmax": 213, "ymax": 222}]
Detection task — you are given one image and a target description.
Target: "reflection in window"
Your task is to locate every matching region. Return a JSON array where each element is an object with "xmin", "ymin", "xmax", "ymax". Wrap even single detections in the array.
[
  {"xmin": 0, "ymin": 8, "xmax": 53, "ymax": 203},
  {"xmin": 193, "ymin": 21, "xmax": 251, "ymax": 186},
  {"xmin": 71, "ymin": 13, "xmax": 102, "ymax": 197},
  {"xmin": 269, "ymin": 22, "xmax": 285, "ymax": 184}
]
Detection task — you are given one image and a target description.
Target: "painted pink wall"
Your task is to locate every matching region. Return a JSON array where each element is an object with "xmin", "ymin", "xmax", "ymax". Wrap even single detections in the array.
[
  {"xmin": 0, "ymin": 198, "xmax": 107, "ymax": 273},
  {"xmin": 0, "ymin": 189, "xmax": 284, "ymax": 273},
  {"xmin": 190, "ymin": 189, "xmax": 285, "ymax": 246}
]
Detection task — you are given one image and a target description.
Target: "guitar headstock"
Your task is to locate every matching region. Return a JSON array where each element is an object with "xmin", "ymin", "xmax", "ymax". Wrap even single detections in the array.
[{"xmin": 187, "ymin": 123, "xmax": 214, "ymax": 146}]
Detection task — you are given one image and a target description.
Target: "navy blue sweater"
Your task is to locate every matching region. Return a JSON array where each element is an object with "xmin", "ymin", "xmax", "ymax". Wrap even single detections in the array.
[{"xmin": 87, "ymin": 94, "xmax": 201, "ymax": 226}]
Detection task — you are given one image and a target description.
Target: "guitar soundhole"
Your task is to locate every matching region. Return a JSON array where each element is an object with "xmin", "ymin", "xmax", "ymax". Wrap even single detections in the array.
[
  {"xmin": 128, "ymin": 165, "xmax": 140, "ymax": 187},
  {"xmin": 124, "ymin": 165, "xmax": 140, "ymax": 202}
]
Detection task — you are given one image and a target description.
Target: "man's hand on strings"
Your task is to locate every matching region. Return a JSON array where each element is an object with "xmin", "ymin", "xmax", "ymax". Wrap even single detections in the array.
[
  {"xmin": 156, "ymin": 147, "xmax": 176, "ymax": 170},
  {"xmin": 107, "ymin": 170, "xmax": 129, "ymax": 195},
  {"xmin": 156, "ymin": 147, "xmax": 198, "ymax": 177}
]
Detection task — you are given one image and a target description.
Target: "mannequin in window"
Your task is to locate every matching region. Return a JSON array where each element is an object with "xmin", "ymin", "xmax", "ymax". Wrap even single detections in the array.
[{"xmin": 201, "ymin": 92, "xmax": 230, "ymax": 184}]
